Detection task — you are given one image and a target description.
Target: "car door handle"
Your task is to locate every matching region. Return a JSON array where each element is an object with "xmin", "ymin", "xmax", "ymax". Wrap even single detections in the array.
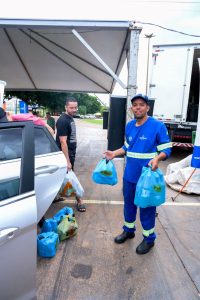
[
  {"xmin": 0, "ymin": 227, "xmax": 20, "ymax": 246},
  {"xmin": 35, "ymin": 165, "xmax": 59, "ymax": 176}
]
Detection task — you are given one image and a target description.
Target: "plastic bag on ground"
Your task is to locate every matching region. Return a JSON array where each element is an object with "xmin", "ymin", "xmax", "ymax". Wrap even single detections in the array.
[
  {"xmin": 57, "ymin": 215, "xmax": 78, "ymax": 241},
  {"xmin": 166, "ymin": 154, "xmax": 192, "ymax": 175},
  {"xmin": 134, "ymin": 166, "xmax": 166, "ymax": 208},
  {"xmin": 92, "ymin": 158, "xmax": 118, "ymax": 185},
  {"xmin": 165, "ymin": 154, "xmax": 200, "ymax": 194},
  {"xmin": 41, "ymin": 218, "xmax": 58, "ymax": 233},
  {"xmin": 37, "ymin": 232, "xmax": 59, "ymax": 258},
  {"xmin": 53, "ymin": 206, "xmax": 74, "ymax": 224},
  {"xmin": 60, "ymin": 170, "xmax": 84, "ymax": 198},
  {"xmin": 165, "ymin": 166, "xmax": 200, "ymax": 194}
]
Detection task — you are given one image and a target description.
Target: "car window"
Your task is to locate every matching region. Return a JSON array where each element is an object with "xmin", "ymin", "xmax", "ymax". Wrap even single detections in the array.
[
  {"xmin": 0, "ymin": 128, "xmax": 22, "ymax": 161},
  {"xmin": 0, "ymin": 125, "xmax": 59, "ymax": 202},
  {"xmin": 34, "ymin": 127, "xmax": 59, "ymax": 155},
  {"xmin": 0, "ymin": 127, "xmax": 22, "ymax": 201},
  {"xmin": 0, "ymin": 126, "xmax": 59, "ymax": 161},
  {"xmin": 0, "ymin": 178, "xmax": 20, "ymax": 201}
]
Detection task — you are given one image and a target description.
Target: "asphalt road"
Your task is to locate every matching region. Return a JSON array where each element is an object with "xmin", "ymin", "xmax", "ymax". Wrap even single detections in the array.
[{"xmin": 37, "ymin": 119, "xmax": 200, "ymax": 300}]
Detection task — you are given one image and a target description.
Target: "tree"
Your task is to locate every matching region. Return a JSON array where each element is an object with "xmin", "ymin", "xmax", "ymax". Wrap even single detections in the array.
[
  {"xmin": 78, "ymin": 105, "xmax": 87, "ymax": 115},
  {"xmin": 5, "ymin": 91, "xmax": 103, "ymax": 114},
  {"xmin": 100, "ymin": 105, "xmax": 109, "ymax": 116}
]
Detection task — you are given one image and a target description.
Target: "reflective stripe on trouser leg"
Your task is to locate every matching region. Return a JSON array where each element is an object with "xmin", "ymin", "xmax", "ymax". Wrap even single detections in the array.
[
  {"xmin": 124, "ymin": 221, "xmax": 136, "ymax": 229},
  {"xmin": 140, "ymin": 206, "xmax": 156, "ymax": 243},
  {"xmin": 123, "ymin": 179, "xmax": 137, "ymax": 233}
]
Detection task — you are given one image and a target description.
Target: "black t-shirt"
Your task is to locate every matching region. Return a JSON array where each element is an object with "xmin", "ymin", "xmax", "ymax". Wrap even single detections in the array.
[{"xmin": 56, "ymin": 113, "xmax": 77, "ymax": 154}]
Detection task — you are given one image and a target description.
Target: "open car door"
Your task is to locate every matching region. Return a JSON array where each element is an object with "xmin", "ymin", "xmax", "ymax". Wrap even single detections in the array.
[{"xmin": 33, "ymin": 126, "xmax": 66, "ymax": 221}]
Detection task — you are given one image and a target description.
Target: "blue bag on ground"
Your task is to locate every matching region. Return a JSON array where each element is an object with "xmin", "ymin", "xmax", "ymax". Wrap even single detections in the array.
[
  {"xmin": 92, "ymin": 158, "xmax": 118, "ymax": 185},
  {"xmin": 41, "ymin": 218, "xmax": 58, "ymax": 233},
  {"xmin": 134, "ymin": 167, "xmax": 166, "ymax": 208},
  {"xmin": 37, "ymin": 232, "xmax": 59, "ymax": 258},
  {"xmin": 53, "ymin": 206, "xmax": 74, "ymax": 224}
]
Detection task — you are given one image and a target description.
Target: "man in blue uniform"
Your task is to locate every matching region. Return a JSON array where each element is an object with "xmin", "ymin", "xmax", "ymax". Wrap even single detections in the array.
[{"xmin": 105, "ymin": 94, "xmax": 172, "ymax": 254}]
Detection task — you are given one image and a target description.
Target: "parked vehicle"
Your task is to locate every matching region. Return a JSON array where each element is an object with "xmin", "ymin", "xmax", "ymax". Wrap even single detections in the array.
[
  {"xmin": 85, "ymin": 114, "xmax": 96, "ymax": 119},
  {"xmin": 0, "ymin": 121, "xmax": 66, "ymax": 299},
  {"xmin": 149, "ymin": 43, "xmax": 200, "ymax": 149}
]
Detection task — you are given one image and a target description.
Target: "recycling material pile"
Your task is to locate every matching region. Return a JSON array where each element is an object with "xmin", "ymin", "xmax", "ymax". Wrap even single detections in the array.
[{"xmin": 165, "ymin": 154, "xmax": 200, "ymax": 194}]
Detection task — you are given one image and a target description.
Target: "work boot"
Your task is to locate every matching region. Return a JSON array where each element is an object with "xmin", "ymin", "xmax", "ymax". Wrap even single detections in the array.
[
  {"xmin": 136, "ymin": 239, "xmax": 154, "ymax": 254},
  {"xmin": 114, "ymin": 231, "xmax": 135, "ymax": 244}
]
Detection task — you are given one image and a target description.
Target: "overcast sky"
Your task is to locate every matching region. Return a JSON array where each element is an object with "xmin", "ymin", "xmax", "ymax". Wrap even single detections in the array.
[{"xmin": 1, "ymin": 0, "xmax": 200, "ymax": 104}]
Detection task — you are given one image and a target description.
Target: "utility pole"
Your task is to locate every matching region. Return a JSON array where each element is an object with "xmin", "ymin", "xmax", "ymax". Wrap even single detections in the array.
[{"xmin": 144, "ymin": 33, "xmax": 155, "ymax": 95}]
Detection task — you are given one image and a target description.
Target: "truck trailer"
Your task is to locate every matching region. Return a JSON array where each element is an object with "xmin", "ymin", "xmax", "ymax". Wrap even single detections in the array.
[{"xmin": 149, "ymin": 43, "xmax": 200, "ymax": 149}]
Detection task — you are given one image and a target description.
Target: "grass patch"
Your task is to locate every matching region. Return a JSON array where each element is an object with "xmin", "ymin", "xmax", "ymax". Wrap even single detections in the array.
[{"xmin": 81, "ymin": 119, "xmax": 103, "ymax": 125}]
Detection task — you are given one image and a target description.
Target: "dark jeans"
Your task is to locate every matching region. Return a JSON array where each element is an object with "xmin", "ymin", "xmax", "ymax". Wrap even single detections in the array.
[{"xmin": 69, "ymin": 153, "xmax": 75, "ymax": 170}]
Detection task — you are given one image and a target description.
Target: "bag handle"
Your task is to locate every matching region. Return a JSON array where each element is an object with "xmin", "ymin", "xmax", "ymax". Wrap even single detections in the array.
[{"xmin": 101, "ymin": 157, "xmax": 110, "ymax": 164}]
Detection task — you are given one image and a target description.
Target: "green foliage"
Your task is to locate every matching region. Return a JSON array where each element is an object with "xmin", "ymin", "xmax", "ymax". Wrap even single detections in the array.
[
  {"xmin": 82, "ymin": 119, "xmax": 103, "ymax": 125},
  {"xmin": 5, "ymin": 91, "xmax": 103, "ymax": 114},
  {"xmin": 100, "ymin": 105, "xmax": 109, "ymax": 115},
  {"xmin": 78, "ymin": 105, "xmax": 87, "ymax": 115}
]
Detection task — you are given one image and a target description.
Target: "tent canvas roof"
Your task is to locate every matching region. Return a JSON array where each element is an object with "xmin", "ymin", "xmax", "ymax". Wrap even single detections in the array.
[{"xmin": 0, "ymin": 19, "xmax": 132, "ymax": 93}]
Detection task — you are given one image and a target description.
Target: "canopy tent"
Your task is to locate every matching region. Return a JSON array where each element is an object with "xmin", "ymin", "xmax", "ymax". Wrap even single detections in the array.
[{"xmin": 0, "ymin": 19, "xmax": 135, "ymax": 94}]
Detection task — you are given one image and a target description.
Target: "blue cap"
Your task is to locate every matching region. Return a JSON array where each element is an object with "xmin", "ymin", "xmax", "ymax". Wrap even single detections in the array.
[{"xmin": 131, "ymin": 94, "xmax": 149, "ymax": 104}]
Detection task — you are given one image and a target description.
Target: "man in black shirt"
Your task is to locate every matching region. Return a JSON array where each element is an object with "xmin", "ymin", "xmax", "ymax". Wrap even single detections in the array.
[{"xmin": 56, "ymin": 97, "xmax": 86, "ymax": 212}]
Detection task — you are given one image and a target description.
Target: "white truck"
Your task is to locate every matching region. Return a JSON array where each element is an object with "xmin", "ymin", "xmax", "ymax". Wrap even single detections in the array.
[{"xmin": 149, "ymin": 43, "xmax": 200, "ymax": 149}]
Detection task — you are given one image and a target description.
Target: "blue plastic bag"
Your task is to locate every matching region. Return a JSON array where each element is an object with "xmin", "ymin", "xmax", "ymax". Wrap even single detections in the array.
[
  {"xmin": 134, "ymin": 167, "xmax": 166, "ymax": 208},
  {"xmin": 92, "ymin": 159, "xmax": 118, "ymax": 185},
  {"xmin": 37, "ymin": 232, "xmax": 59, "ymax": 258},
  {"xmin": 41, "ymin": 218, "xmax": 58, "ymax": 233},
  {"xmin": 53, "ymin": 206, "xmax": 74, "ymax": 224}
]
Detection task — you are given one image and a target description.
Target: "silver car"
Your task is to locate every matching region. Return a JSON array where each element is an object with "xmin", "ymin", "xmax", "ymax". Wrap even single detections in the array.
[{"xmin": 0, "ymin": 121, "xmax": 66, "ymax": 300}]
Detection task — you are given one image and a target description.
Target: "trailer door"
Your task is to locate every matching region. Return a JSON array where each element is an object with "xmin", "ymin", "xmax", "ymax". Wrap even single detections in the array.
[{"xmin": 149, "ymin": 45, "xmax": 194, "ymax": 121}]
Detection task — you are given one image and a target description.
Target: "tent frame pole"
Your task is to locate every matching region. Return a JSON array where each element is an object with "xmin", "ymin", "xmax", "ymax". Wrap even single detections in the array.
[
  {"xmin": 126, "ymin": 25, "xmax": 142, "ymax": 122},
  {"xmin": 72, "ymin": 29, "xmax": 126, "ymax": 89}
]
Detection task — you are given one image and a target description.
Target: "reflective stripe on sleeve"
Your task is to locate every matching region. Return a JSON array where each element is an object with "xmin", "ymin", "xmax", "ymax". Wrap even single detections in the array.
[
  {"xmin": 157, "ymin": 142, "xmax": 172, "ymax": 151},
  {"xmin": 127, "ymin": 152, "xmax": 158, "ymax": 159},
  {"xmin": 124, "ymin": 141, "xmax": 129, "ymax": 148},
  {"xmin": 143, "ymin": 228, "xmax": 155, "ymax": 237},
  {"xmin": 124, "ymin": 221, "xmax": 135, "ymax": 229}
]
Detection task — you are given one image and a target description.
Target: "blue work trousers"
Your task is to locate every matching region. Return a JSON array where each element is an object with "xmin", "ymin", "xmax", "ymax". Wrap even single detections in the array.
[{"xmin": 123, "ymin": 179, "xmax": 156, "ymax": 243}]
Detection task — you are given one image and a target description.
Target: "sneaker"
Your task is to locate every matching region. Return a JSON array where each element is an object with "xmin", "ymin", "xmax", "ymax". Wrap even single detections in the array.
[
  {"xmin": 114, "ymin": 231, "xmax": 135, "ymax": 244},
  {"xmin": 136, "ymin": 239, "xmax": 154, "ymax": 254}
]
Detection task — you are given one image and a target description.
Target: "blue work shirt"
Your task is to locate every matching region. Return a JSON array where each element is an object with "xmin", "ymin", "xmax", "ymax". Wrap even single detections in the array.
[{"xmin": 122, "ymin": 116, "xmax": 172, "ymax": 183}]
